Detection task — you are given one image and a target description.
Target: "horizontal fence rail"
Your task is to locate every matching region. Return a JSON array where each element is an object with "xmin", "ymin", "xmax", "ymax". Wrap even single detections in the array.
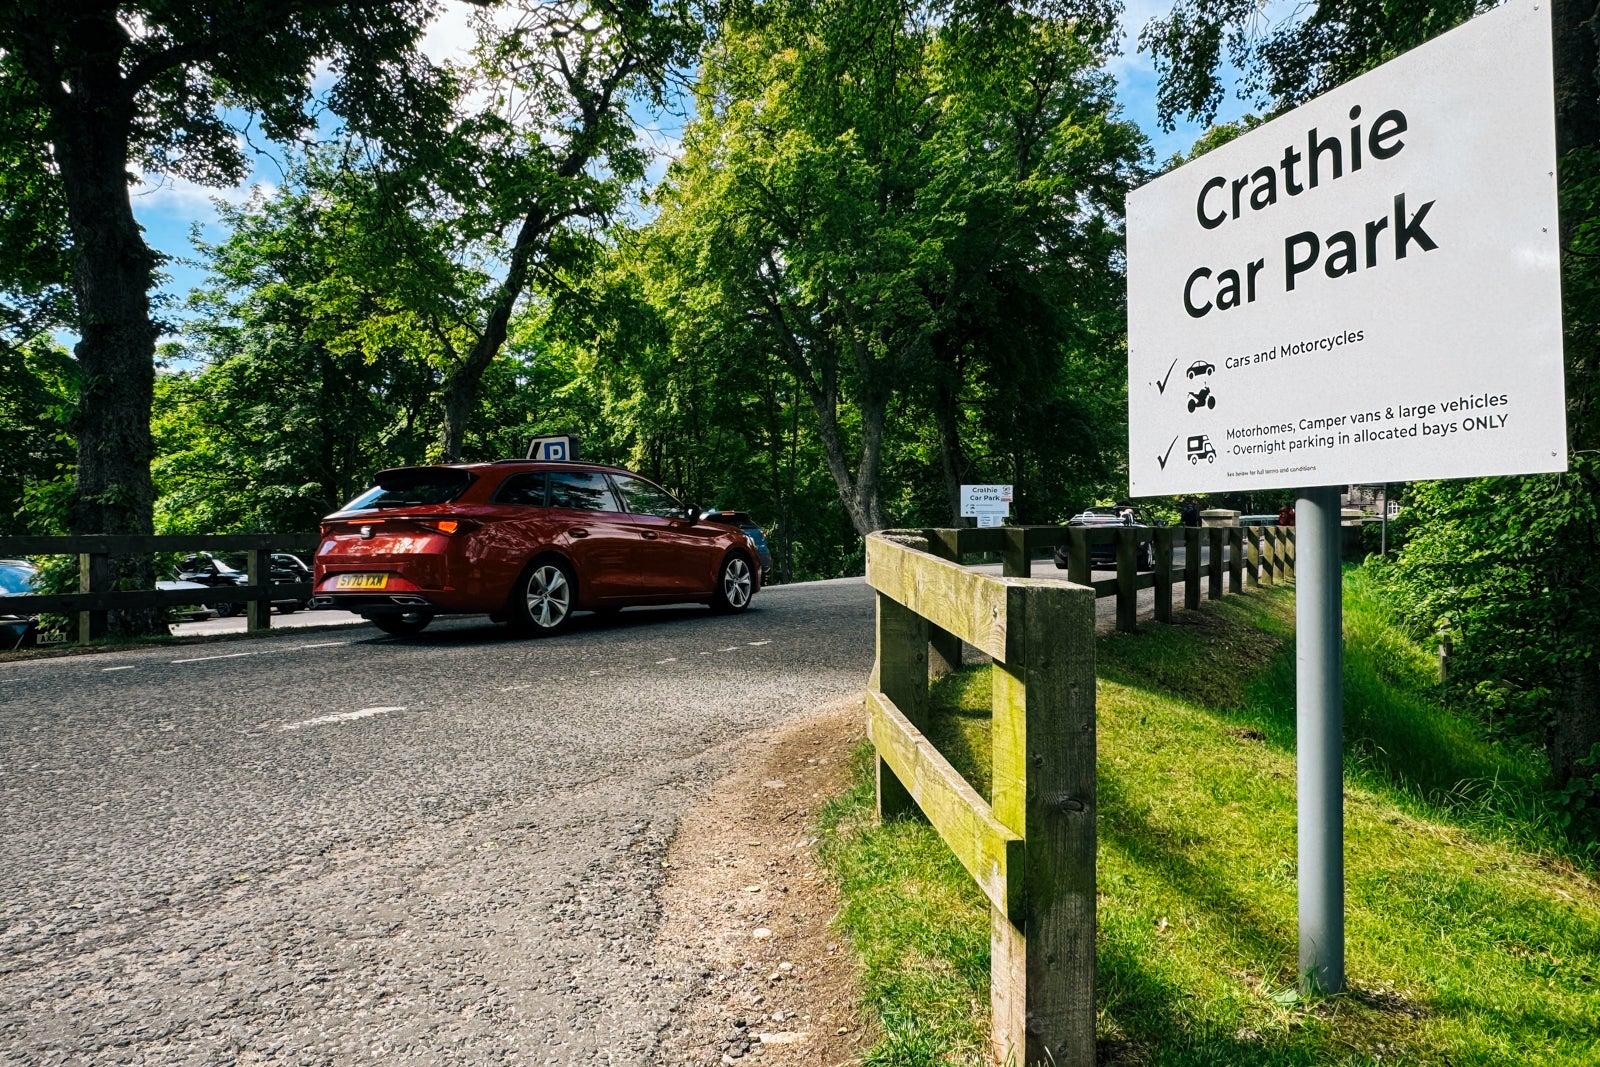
[
  {"xmin": 866, "ymin": 531, "xmax": 1097, "ymax": 1066},
  {"xmin": 916, "ymin": 524, "xmax": 1296, "ymax": 669},
  {"xmin": 0, "ymin": 533, "xmax": 319, "ymax": 643}
]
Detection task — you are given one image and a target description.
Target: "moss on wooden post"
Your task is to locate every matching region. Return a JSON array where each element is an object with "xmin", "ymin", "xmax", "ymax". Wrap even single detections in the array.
[{"xmin": 991, "ymin": 581, "xmax": 1096, "ymax": 1066}]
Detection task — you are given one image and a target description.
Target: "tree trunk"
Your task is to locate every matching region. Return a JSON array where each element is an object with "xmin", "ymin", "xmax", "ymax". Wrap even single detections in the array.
[
  {"xmin": 1552, "ymin": 0, "xmax": 1600, "ymax": 159},
  {"xmin": 933, "ymin": 372, "xmax": 966, "ymax": 524},
  {"xmin": 50, "ymin": 69, "xmax": 165, "ymax": 637}
]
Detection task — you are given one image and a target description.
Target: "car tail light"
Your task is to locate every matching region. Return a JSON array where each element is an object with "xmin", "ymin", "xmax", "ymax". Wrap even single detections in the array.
[{"xmin": 421, "ymin": 519, "xmax": 475, "ymax": 535}]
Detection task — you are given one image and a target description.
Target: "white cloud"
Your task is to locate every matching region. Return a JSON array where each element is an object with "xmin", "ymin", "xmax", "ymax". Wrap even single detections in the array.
[
  {"xmin": 420, "ymin": 0, "xmax": 482, "ymax": 66},
  {"xmin": 130, "ymin": 167, "xmax": 276, "ymax": 218}
]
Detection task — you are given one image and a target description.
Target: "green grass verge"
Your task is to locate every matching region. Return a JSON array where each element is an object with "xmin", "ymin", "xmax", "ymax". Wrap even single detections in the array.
[{"xmin": 816, "ymin": 571, "xmax": 1600, "ymax": 1066}]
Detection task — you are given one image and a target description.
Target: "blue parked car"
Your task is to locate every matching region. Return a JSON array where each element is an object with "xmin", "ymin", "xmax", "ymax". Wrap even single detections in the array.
[{"xmin": 703, "ymin": 510, "xmax": 776, "ymax": 586}]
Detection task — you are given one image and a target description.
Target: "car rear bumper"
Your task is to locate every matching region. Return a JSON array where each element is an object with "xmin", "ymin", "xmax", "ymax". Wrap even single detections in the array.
[{"xmin": 311, "ymin": 592, "xmax": 442, "ymax": 615}]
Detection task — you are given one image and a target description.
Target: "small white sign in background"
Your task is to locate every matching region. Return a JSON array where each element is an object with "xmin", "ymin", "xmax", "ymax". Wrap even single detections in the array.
[
  {"xmin": 1126, "ymin": 0, "xmax": 1566, "ymax": 496},
  {"xmin": 976, "ymin": 513, "xmax": 1005, "ymax": 528},
  {"xmin": 960, "ymin": 484, "xmax": 1013, "ymax": 517}
]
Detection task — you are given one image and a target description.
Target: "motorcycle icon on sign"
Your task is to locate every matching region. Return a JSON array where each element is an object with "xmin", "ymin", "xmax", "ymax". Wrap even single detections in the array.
[
  {"xmin": 1187, "ymin": 435, "xmax": 1216, "ymax": 463},
  {"xmin": 1187, "ymin": 386, "xmax": 1216, "ymax": 412}
]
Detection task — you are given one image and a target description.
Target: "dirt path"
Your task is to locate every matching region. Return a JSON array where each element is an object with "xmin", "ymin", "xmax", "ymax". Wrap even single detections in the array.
[{"xmin": 653, "ymin": 699, "xmax": 872, "ymax": 1067}]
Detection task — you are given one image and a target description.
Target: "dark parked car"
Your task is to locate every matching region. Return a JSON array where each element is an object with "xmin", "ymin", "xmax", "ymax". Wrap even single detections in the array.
[
  {"xmin": 177, "ymin": 552, "xmax": 311, "ymax": 615},
  {"xmin": 270, "ymin": 553, "xmax": 315, "ymax": 612},
  {"xmin": 1053, "ymin": 506, "xmax": 1164, "ymax": 572},
  {"xmin": 175, "ymin": 553, "xmax": 249, "ymax": 617},
  {"xmin": 312, "ymin": 461, "xmax": 762, "ymax": 636},
  {"xmin": 702, "ymin": 511, "xmax": 774, "ymax": 585}
]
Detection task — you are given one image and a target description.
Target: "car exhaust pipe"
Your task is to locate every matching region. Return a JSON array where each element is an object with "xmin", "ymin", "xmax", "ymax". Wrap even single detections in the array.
[{"xmin": 390, "ymin": 595, "xmax": 429, "ymax": 606}]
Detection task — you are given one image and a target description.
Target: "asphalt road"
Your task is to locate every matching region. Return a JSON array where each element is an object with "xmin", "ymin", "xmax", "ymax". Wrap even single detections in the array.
[
  {"xmin": 0, "ymin": 579, "xmax": 874, "ymax": 1066},
  {"xmin": 0, "ymin": 559, "xmax": 1213, "ymax": 1065}
]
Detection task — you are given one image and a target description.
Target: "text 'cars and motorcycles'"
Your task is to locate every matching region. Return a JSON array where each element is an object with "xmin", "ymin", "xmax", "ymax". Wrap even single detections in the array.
[{"xmin": 312, "ymin": 461, "xmax": 763, "ymax": 637}]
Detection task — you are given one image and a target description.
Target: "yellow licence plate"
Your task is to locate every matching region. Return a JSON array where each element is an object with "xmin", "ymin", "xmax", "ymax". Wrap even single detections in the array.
[{"xmin": 334, "ymin": 573, "xmax": 388, "ymax": 590}]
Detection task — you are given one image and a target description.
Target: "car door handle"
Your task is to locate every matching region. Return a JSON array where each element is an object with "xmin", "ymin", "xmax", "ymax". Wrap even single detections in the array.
[
  {"xmin": 569, "ymin": 527, "xmax": 589, "ymax": 538},
  {"xmin": 641, "ymin": 531, "xmax": 658, "ymax": 540}
]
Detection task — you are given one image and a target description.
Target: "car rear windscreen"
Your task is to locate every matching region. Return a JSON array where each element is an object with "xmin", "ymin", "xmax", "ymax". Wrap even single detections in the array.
[{"xmin": 341, "ymin": 469, "xmax": 477, "ymax": 511}]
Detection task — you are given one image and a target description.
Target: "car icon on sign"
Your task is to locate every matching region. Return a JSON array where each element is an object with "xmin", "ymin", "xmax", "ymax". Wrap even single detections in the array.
[{"xmin": 1186, "ymin": 360, "xmax": 1215, "ymax": 378}]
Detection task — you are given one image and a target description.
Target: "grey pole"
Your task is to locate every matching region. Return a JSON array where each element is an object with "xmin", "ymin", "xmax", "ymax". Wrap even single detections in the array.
[
  {"xmin": 1296, "ymin": 485, "xmax": 1345, "ymax": 993},
  {"xmin": 1380, "ymin": 484, "xmax": 1388, "ymax": 557}
]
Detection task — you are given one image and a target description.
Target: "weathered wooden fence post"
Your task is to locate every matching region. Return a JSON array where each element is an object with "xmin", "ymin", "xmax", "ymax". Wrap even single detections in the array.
[
  {"xmin": 991, "ymin": 581, "xmax": 1097, "ymax": 1065},
  {"xmin": 1065, "ymin": 529, "xmax": 1090, "ymax": 588},
  {"xmin": 246, "ymin": 547, "xmax": 273, "ymax": 633},
  {"xmin": 77, "ymin": 550, "xmax": 110, "ymax": 644},
  {"xmin": 1154, "ymin": 528, "xmax": 1174, "ymax": 623},
  {"xmin": 1246, "ymin": 528, "xmax": 1261, "ymax": 587},
  {"xmin": 924, "ymin": 529, "xmax": 964, "ymax": 675},
  {"xmin": 874, "ymin": 591, "xmax": 929, "ymax": 821},
  {"xmin": 1115, "ymin": 529, "xmax": 1137, "ymax": 633},
  {"xmin": 1184, "ymin": 527, "xmax": 1202, "ymax": 609},
  {"xmin": 1208, "ymin": 527, "xmax": 1224, "ymax": 600},
  {"xmin": 1229, "ymin": 528, "xmax": 1244, "ymax": 593},
  {"xmin": 1002, "ymin": 527, "xmax": 1031, "ymax": 578}
]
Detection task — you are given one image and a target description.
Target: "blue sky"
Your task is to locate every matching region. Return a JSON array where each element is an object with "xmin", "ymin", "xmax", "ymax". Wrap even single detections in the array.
[{"xmin": 127, "ymin": 0, "xmax": 1264, "ymax": 336}]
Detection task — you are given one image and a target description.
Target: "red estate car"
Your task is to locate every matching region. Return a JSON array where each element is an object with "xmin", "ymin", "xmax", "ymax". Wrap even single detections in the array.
[{"xmin": 312, "ymin": 462, "xmax": 761, "ymax": 636}]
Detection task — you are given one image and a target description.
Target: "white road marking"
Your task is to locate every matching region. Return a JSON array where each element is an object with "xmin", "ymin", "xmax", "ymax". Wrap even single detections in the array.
[
  {"xmin": 294, "ymin": 641, "xmax": 347, "ymax": 649},
  {"xmin": 280, "ymin": 706, "xmax": 406, "ymax": 731},
  {"xmin": 171, "ymin": 652, "xmax": 258, "ymax": 664},
  {"xmin": 655, "ymin": 658, "xmax": 677, "ymax": 664},
  {"xmin": 587, "ymin": 669, "xmax": 604, "ymax": 676},
  {"xmin": 101, "ymin": 666, "xmax": 136, "ymax": 672},
  {"xmin": 747, "ymin": 641, "xmax": 771, "ymax": 646},
  {"xmin": 499, "ymin": 684, "xmax": 532, "ymax": 692},
  {"xmin": 719, "ymin": 646, "xmax": 739, "ymax": 652}
]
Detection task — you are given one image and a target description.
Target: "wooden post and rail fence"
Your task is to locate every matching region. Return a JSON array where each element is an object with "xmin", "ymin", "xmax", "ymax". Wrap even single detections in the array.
[
  {"xmin": 0, "ymin": 533, "xmax": 317, "ymax": 643},
  {"xmin": 866, "ymin": 523, "xmax": 1294, "ymax": 1064}
]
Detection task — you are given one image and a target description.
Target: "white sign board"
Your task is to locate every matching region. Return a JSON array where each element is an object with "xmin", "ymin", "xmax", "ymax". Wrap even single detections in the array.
[
  {"xmin": 976, "ymin": 513, "xmax": 1005, "ymax": 528},
  {"xmin": 1127, "ymin": 0, "xmax": 1566, "ymax": 496},
  {"xmin": 960, "ymin": 484, "xmax": 1013, "ymax": 517},
  {"xmin": 526, "ymin": 434, "xmax": 577, "ymax": 462}
]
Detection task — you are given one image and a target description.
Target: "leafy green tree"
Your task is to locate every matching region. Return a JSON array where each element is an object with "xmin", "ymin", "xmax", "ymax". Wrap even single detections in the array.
[
  {"xmin": 0, "ymin": 83, "xmax": 72, "ymax": 353},
  {"xmin": 0, "ymin": 338, "xmax": 75, "ymax": 536},
  {"xmin": 162, "ymin": 178, "xmax": 444, "ymax": 534},
  {"xmin": 646, "ymin": 0, "xmax": 1140, "ymax": 534},
  {"xmin": 328, "ymin": 0, "xmax": 703, "ymax": 462},
  {"xmin": 0, "ymin": 0, "xmax": 445, "ymax": 633}
]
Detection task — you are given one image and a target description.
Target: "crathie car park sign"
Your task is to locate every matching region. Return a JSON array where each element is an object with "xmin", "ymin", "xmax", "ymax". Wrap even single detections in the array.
[{"xmin": 1127, "ymin": 0, "xmax": 1567, "ymax": 497}]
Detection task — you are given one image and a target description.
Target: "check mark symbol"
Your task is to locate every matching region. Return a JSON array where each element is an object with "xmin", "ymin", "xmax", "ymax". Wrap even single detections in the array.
[
  {"xmin": 1156, "ymin": 436, "xmax": 1178, "ymax": 470},
  {"xmin": 1156, "ymin": 359, "xmax": 1178, "ymax": 395}
]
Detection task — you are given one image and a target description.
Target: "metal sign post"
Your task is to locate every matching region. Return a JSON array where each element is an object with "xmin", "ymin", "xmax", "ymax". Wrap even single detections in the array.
[{"xmin": 1296, "ymin": 486, "xmax": 1344, "ymax": 993}]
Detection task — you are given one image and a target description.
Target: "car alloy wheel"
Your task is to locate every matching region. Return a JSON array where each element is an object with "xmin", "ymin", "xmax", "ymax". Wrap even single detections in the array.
[
  {"xmin": 712, "ymin": 555, "xmax": 754, "ymax": 614},
  {"xmin": 522, "ymin": 562, "xmax": 573, "ymax": 632}
]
